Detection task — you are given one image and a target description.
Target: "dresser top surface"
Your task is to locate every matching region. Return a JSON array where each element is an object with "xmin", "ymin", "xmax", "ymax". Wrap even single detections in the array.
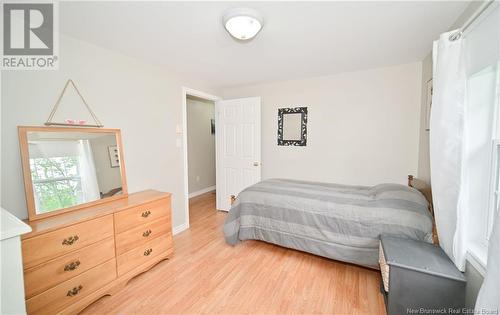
[
  {"xmin": 23, "ymin": 190, "xmax": 171, "ymax": 239},
  {"xmin": 380, "ymin": 235, "xmax": 465, "ymax": 282},
  {"xmin": 1, "ymin": 207, "xmax": 32, "ymax": 240}
]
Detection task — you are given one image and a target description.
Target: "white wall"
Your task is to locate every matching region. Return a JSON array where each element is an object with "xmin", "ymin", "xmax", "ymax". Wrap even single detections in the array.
[
  {"xmin": 222, "ymin": 63, "xmax": 422, "ymax": 186},
  {"xmin": 1, "ymin": 34, "xmax": 218, "ymax": 232},
  {"xmin": 186, "ymin": 97, "xmax": 216, "ymax": 194}
]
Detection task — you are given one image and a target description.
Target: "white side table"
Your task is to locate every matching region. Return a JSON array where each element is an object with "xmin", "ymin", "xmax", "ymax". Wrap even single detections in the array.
[{"xmin": 1, "ymin": 208, "xmax": 31, "ymax": 315}]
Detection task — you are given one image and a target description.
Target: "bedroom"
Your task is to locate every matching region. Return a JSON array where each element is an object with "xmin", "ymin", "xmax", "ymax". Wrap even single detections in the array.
[{"xmin": 0, "ymin": 1, "xmax": 499, "ymax": 314}]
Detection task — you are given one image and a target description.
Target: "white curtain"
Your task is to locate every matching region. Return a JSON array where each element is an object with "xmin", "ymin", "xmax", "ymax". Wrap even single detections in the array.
[
  {"xmin": 430, "ymin": 30, "xmax": 468, "ymax": 270},
  {"xmin": 77, "ymin": 140, "xmax": 101, "ymax": 202}
]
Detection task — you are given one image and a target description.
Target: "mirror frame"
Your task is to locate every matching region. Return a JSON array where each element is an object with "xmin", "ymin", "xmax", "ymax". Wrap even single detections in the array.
[
  {"xmin": 18, "ymin": 126, "xmax": 128, "ymax": 221},
  {"xmin": 277, "ymin": 107, "xmax": 308, "ymax": 146}
]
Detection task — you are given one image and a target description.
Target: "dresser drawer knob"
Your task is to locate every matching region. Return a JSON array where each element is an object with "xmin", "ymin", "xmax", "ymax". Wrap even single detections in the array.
[
  {"xmin": 143, "ymin": 230, "xmax": 152, "ymax": 237},
  {"xmin": 64, "ymin": 260, "xmax": 81, "ymax": 272},
  {"xmin": 141, "ymin": 210, "xmax": 151, "ymax": 218},
  {"xmin": 144, "ymin": 248, "xmax": 153, "ymax": 256},
  {"xmin": 62, "ymin": 235, "xmax": 79, "ymax": 246},
  {"xmin": 66, "ymin": 285, "xmax": 83, "ymax": 297}
]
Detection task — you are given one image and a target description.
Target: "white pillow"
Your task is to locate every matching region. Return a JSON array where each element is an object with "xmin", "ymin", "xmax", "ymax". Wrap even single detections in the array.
[{"xmin": 475, "ymin": 212, "xmax": 500, "ymax": 314}]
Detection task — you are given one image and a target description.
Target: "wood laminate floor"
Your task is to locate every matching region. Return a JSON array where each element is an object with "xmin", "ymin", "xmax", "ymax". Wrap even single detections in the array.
[{"xmin": 82, "ymin": 191, "xmax": 386, "ymax": 315}]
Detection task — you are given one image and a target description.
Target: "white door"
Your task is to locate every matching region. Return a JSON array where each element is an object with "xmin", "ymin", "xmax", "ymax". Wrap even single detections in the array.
[{"xmin": 216, "ymin": 97, "xmax": 261, "ymax": 211}]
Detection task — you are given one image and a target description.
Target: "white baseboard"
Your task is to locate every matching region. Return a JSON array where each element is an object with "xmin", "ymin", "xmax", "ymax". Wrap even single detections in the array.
[
  {"xmin": 172, "ymin": 222, "xmax": 189, "ymax": 236},
  {"xmin": 189, "ymin": 185, "xmax": 215, "ymax": 198}
]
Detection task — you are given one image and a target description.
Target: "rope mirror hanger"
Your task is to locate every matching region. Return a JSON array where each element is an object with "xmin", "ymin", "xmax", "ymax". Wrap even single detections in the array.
[{"xmin": 45, "ymin": 79, "xmax": 104, "ymax": 128}]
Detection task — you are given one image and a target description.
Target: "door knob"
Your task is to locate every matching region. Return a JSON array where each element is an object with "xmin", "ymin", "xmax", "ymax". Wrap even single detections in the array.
[{"xmin": 253, "ymin": 161, "xmax": 260, "ymax": 166}]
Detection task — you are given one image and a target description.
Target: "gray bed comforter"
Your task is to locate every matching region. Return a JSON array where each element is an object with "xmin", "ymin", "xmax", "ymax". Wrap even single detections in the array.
[{"xmin": 223, "ymin": 178, "xmax": 433, "ymax": 268}]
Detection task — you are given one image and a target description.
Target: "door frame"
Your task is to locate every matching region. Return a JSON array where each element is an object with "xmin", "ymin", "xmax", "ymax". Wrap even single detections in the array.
[{"xmin": 181, "ymin": 87, "xmax": 220, "ymax": 231}]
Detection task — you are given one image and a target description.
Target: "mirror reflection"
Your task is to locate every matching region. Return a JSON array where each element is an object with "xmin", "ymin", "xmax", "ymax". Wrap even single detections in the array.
[
  {"xmin": 283, "ymin": 113, "xmax": 303, "ymax": 141},
  {"xmin": 27, "ymin": 131, "xmax": 123, "ymax": 214}
]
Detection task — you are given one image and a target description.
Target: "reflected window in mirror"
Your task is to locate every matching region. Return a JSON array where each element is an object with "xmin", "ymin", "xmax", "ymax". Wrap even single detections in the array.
[
  {"xmin": 19, "ymin": 127, "xmax": 128, "ymax": 220},
  {"xmin": 277, "ymin": 107, "xmax": 308, "ymax": 146}
]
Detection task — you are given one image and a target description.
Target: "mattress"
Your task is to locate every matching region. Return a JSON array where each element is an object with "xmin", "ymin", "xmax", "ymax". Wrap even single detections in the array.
[{"xmin": 223, "ymin": 178, "xmax": 433, "ymax": 268}]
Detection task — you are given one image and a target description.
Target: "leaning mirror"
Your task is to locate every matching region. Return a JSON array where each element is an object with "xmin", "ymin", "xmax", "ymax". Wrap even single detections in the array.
[
  {"xmin": 277, "ymin": 107, "xmax": 308, "ymax": 146},
  {"xmin": 18, "ymin": 127, "xmax": 128, "ymax": 221}
]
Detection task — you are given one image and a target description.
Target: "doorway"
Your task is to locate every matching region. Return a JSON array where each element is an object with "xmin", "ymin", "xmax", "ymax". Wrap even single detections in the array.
[
  {"xmin": 186, "ymin": 95, "xmax": 217, "ymax": 225},
  {"xmin": 182, "ymin": 88, "xmax": 220, "ymax": 229},
  {"xmin": 182, "ymin": 88, "xmax": 262, "ymax": 231}
]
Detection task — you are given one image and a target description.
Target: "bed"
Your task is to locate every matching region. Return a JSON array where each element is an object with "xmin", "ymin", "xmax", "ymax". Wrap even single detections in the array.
[{"xmin": 223, "ymin": 177, "xmax": 434, "ymax": 268}]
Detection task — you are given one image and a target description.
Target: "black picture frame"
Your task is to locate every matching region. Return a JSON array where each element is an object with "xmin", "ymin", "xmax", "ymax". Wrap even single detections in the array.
[{"xmin": 277, "ymin": 107, "xmax": 308, "ymax": 146}]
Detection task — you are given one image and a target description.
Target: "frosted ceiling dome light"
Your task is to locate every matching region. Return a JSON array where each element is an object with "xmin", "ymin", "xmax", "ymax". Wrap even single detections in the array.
[{"xmin": 223, "ymin": 8, "xmax": 263, "ymax": 40}]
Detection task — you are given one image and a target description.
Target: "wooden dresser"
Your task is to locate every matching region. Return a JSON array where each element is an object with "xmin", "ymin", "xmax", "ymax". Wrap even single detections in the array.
[{"xmin": 21, "ymin": 190, "xmax": 173, "ymax": 315}]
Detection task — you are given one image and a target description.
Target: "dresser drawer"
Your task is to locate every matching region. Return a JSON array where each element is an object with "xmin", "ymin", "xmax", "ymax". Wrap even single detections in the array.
[
  {"xmin": 26, "ymin": 258, "xmax": 116, "ymax": 315},
  {"xmin": 24, "ymin": 237, "xmax": 115, "ymax": 299},
  {"xmin": 117, "ymin": 234, "xmax": 172, "ymax": 276},
  {"xmin": 114, "ymin": 197, "xmax": 170, "ymax": 234},
  {"xmin": 116, "ymin": 217, "xmax": 170, "ymax": 255},
  {"xmin": 22, "ymin": 215, "xmax": 114, "ymax": 269}
]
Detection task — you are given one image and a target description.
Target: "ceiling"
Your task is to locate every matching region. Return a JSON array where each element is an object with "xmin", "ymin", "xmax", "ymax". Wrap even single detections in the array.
[{"xmin": 60, "ymin": 1, "xmax": 469, "ymax": 88}]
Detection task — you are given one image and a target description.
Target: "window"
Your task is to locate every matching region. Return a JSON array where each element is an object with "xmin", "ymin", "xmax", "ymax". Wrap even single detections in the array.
[
  {"xmin": 488, "ymin": 141, "xmax": 500, "ymax": 239},
  {"xmin": 30, "ymin": 155, "xmax": 84, "ymax": 213},
  {"xmin": 463, "ymin": 2, "xmax": 500, "ymax": 270}
]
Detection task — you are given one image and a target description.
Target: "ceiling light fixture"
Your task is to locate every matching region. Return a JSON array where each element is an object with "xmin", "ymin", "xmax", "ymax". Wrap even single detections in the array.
[{"xmin": 223, "ymin": 8, "xmax": 263, "ymax": 41}]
